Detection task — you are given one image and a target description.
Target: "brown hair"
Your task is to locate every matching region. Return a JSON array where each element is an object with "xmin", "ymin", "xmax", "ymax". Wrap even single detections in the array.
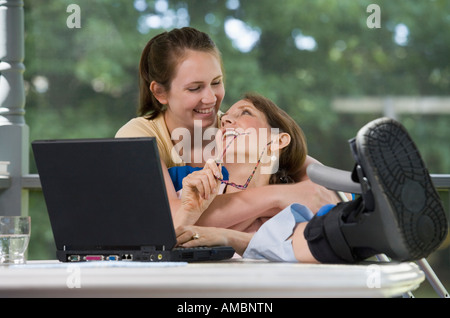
[
  {"xmin": 138, "ymin": 27, "xmax": 222, "ymax": 119},
  {"xmin": 242, "ymin": 93, "xmax": 308, "ymax": 184}
]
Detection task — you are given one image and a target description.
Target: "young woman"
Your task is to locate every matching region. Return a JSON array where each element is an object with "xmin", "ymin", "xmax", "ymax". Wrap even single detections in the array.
[
  {"xmin": 116, "ymin": 27, "xmax": 340, "ymax": 232},
  {"xmin": 175, "ymin": 93, "xmax": 448, "ymax": 264}
]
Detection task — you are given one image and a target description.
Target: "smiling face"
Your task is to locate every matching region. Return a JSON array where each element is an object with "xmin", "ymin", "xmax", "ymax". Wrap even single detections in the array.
[
  {"xmin": 155, "ymin": 50, "xmax": 225, "ymax": 134},
  {"xmin": 216, "ymin": 93, "xmax": 306, "ymax": 187},
  {"xmin": 216, "ymin": 93, "xmax": 307, "ymax": 184},
  {"xmin": 220, "ymin": 99, "xmax": 272, "ymax": 134},
  {"xmin": 217, "ymin": 99, "xmax": 279, "ymax": 165}
]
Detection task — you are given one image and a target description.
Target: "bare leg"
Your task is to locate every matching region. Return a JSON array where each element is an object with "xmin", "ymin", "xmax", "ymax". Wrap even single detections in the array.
[{"xmin": 291, "ymin": 223, "xmax": 319, "ymax": 263}]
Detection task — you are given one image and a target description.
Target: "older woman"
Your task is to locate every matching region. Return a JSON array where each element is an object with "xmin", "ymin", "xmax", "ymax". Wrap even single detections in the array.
[{"xmin": 175, "ymin": 93, "xmax": 448, "ymax": 264}]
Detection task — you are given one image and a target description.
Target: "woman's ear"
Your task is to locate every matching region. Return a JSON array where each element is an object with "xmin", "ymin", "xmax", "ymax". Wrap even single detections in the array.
[
  {"xmin": 150, "ymin": 81, "xmax": 168, "ymax": 104},
  {"xmin": 270, "ymin": 132, "xmax": 291, "ymax": 152}
]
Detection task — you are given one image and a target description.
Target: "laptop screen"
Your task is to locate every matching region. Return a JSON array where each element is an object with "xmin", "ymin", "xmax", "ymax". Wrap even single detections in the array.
[{"xmin": 32, "ymin": 138, "xmax": 177, "ymax": 251}]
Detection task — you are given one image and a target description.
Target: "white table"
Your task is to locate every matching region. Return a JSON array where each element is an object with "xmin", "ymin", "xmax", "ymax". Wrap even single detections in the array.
[{"xmin": 0, "ymin": 259, "xmax": 424, "ymax": 298}]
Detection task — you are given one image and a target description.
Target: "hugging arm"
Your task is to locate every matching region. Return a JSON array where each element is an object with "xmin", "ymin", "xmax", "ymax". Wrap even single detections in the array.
[
  {"xmin": 195, "ymin": 185, "xmax": 283, "ymax": 231},
  {"xmin": 164, "ymin": 154, "xmax": 341, "ymax": 232},
  {"xmin": 195, "ymin": 155, "xmax": 341, "ymax": 231}
]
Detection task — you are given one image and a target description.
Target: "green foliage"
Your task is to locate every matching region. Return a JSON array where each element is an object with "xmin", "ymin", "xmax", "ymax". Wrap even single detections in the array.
[{"xmin": 22, "ymin": 0, "xmax": 450, "ymax": 262}]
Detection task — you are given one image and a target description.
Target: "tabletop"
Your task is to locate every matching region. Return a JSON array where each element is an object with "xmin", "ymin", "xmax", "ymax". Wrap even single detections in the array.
[{"xmin": 0, "ymin": 258, "xmax": 424, "ymax": 298}]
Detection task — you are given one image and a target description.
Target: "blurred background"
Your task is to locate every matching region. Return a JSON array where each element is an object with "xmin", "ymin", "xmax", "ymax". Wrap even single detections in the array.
[{"xmin": 22, "ymin": 0, "xmax": 449, "ymax": 296}]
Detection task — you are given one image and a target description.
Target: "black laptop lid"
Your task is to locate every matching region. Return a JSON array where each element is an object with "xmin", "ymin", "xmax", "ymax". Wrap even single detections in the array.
[{"xmin": 32, "ymin": 138, "xmax": 177, "ymax": 251}]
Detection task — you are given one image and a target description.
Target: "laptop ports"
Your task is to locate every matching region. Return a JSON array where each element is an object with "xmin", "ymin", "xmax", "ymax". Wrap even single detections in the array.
[
  {"xmin": 84, "ymin": 255, "xmax": 104, "ymax": 261},
  {"xmin": 121, "ymin": 254, "xmax": 133, "ymax": 261},
  {"xmin": 68, "ymin": 255, "xmax": 81, "ymax": 262}
]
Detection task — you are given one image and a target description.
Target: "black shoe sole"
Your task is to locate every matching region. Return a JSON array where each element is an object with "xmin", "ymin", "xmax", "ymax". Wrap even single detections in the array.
[{"xmin": 355, "ymin": 117, "xmax": 448, "ymax": 261}]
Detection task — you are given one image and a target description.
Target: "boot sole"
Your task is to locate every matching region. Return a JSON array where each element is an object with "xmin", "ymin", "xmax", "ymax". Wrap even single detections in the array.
[{"xmin": 356, "ymin": 118, "xmax": 448, "ymax": 261}]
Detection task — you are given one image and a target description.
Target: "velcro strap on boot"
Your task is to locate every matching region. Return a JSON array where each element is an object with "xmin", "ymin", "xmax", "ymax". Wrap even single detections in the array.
[
  {"xmin": 304, "ymin": 199, "xmax": 364, "ymax": 263},
  {"xmin": 322, "ymin": 200, "xmax": 360, "ymax": 263}
]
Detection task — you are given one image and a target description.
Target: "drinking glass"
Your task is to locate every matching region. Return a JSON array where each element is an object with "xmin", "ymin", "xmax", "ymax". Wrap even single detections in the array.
[{"xmin": 0, "ymin": 216, "xmax": 31, "ymax": 265}]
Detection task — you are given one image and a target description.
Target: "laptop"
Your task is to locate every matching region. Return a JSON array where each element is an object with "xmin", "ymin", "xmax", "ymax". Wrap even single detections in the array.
[{"xmin": 32, "ymin": 137, "xmax": 235, "ymax": 263}]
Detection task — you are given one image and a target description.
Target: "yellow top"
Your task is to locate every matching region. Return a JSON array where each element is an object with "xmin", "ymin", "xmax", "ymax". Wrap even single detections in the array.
[
  {"xmin": 115, "ymin": 112, "xmax": 222, "ymax": 168},
  {"xmin": 115, "ymin": 114, "xmax": 184, "ymax": 168}
]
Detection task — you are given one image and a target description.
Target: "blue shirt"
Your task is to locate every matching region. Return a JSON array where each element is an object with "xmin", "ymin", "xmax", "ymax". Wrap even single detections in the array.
[{"xmin": 168, "ymin": 165, "xmax": 229, "ymax": 192}]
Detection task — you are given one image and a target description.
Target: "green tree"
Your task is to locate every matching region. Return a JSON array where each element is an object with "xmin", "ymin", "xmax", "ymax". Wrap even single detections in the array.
[{"xmin": 23, "ymin": 1, "xmax": 449, "ymax": 278}]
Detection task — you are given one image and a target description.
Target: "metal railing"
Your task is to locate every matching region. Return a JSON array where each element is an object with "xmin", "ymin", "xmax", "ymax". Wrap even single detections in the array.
[
  {"xmin": 1, "ymin": 173, "xmax": 449, "ymax": 191},
  {"xmin": 1, "ymin": 173, "xmax": 449, "ymax": 215}
]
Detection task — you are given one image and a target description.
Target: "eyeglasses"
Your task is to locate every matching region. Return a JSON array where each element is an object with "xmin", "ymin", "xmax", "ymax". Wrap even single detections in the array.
[{"xmin": 215, "ymin": 132, "xmax": 272, "ymax": 190}]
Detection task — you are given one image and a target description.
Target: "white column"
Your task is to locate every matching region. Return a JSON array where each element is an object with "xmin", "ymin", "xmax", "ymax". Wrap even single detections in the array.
[{"xmin": 0, "ymin": 0, "xmax": 29, "ymax": 216}]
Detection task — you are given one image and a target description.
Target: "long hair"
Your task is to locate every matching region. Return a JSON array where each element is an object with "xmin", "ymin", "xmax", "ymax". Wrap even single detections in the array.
[
  {"xmin": 138, "ymin": 27, "xmax": 223, "ymax": 119},
  {"xmin": 242, "ymin": 93, "xmax": 308, "ymax": 184}
]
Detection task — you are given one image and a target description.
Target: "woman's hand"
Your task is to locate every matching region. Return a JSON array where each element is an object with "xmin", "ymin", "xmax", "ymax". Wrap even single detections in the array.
[
  {"xmin": 181, "ymin": 159, "xmax": 222, "ymax": 213},
  {"xmin": 176, "ymin": 225, "xmax": 253, "ymax": 256},
  {"xmin": 278, "ymin": 179, "xmax": 341, "ymax": 213},
  {"xmin": 176, "ymin": 225, "xmax": 228, "ymax": 248},
  {"xmin": 173, "ymin": 159, "xmax": 222, "ymax": 227}
]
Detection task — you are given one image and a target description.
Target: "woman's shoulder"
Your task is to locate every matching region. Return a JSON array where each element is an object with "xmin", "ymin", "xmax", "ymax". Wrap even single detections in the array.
[{"xmin": 115, "ymin": 115, "xmax": 164, "ymax": 138}]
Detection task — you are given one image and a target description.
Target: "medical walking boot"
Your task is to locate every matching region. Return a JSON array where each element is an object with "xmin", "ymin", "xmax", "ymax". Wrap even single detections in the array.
[{"xmin": 304, "ymin": 117, "xmax": 448, "ymax": 263}]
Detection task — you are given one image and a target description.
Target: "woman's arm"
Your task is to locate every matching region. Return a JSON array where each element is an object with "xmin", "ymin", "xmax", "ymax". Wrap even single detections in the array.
[
  {"xmin": 195, "ymin": 156, "xmax": 341, "ymax": 231},
  {"xmin": 195, "ymin": 185, "xmax": 282, "ymax": 230},
  {"xmin": 161, "ymin": 159, "xmax": 182, "ymax": 213},
  {"xmin": 166, "ymin": 154, "xmax": 343, "ymax": 232}
]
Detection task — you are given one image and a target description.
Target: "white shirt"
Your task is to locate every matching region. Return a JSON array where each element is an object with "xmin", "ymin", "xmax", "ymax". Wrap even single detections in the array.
[{"xmin": 243, "ymin": 203, "xmax": 314, "ymax": 262}]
